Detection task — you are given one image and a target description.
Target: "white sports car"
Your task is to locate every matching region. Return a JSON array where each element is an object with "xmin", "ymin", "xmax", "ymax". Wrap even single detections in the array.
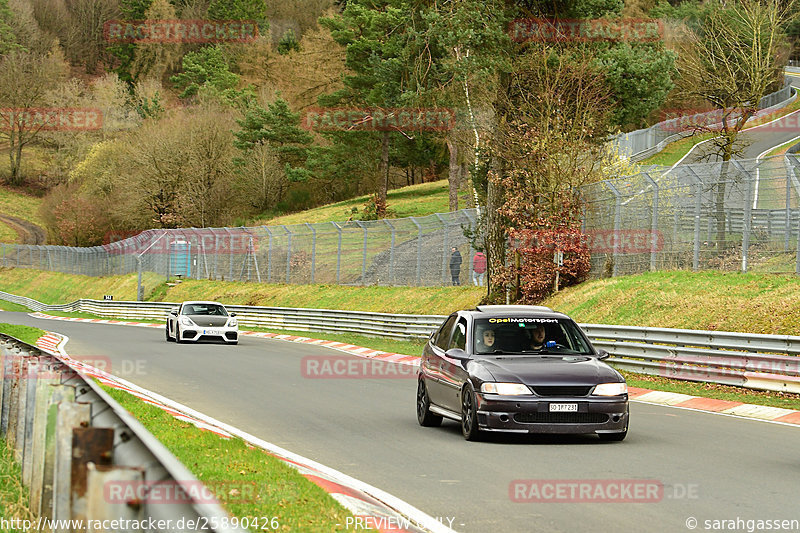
[{"xmin": 166, "ymin": 301, "xmax": 239, "ymax": 345}]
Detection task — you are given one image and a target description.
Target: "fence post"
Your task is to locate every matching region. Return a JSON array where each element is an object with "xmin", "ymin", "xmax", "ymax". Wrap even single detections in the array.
[
  {"xmin": 412, "ymin": 217, "xmax": 423, "ymax": 286},
  {"xmin": 306, "ymin": 223, "xmax": 316, "ymax": 284},
  {"xmin": 643, "ymin": 173, "xmax": 659, "ymax": 271},
  {"xmin": 356, "ymin": 221, "xmax": 367, "ymax": 285},
  {"xmin": 435, "ymin": 214, "xmax": 448, "ymax": 284},
  {"xmin": 384, "ymin": 219, "xmax": 396, "ymax": 285},
  {"xmin": 263, "ymin": 226, "xmax": 273, "ymax": 283},
  {"xmin": 283, "ymin": 225, "xmax": 291, "ymax": 283},
  {"xmin": 604, "ymin": 180, "xmax": 621, "ymax": 277},
  {"xmin": 736, "ymin": 161, "xmax": 753, "ymax": 272},
  {"xmin": 684, "ymin": 170, "xmax": 702, "ymax": 271},
  {"xmin": 332, "ymin": 222, "xmax": 342, "ymax": 285}
]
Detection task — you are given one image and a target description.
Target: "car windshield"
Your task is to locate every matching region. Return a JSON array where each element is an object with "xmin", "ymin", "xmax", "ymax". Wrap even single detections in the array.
[
  {"xmin": 472, "ymin": 317, "xmax": 593, "ymax": 356},
  {"xmin": 184, "ymin": 304, "xmax": 228, "ymax": 316}
]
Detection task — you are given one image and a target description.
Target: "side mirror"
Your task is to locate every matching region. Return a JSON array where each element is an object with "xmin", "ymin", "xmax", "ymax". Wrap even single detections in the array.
[
  {"xmin": 596, "ymin": 349, "xmax": 610, "ymax": 360},
  {"xmin": 229, "ymin": 312, "xmax": 237, "ymax": 317},
  {"xmin": 444, "ymin": 348, "xmax": 469, "ymax": 361},
  {"xmin": 169, "ymin": 308, "xmax": 178, "ymax": 316}
]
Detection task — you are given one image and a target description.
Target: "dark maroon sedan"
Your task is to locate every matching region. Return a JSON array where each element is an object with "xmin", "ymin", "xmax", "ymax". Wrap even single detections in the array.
[{"xmin": 416, "ymin": 305, "xmax": 628, "ymax": 441}]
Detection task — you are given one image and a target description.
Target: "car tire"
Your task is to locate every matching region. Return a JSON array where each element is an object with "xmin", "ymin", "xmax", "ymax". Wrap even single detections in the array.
[
  {"xmin": 461, "ymin": 383, "xmax": 481, "ymax": 441},
  {"xmin": 166, "ymin": 323, "xmax": 174, "ymax": 342},
  {"xmin": 416, "ymin": 379, "xmax": 442, "ymax": 427},
  {"xmin": 598, "ymin": 430, "xmax": 627, "ymax": 442}
]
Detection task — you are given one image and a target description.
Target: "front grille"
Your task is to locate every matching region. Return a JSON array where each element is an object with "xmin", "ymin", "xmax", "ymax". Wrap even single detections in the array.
[
  {"xmin": 532, "ymin": 386, "xmax": 592, "ymax": 396},
  {"xmin": 514, "ymin": 412, "xmax": 609, "ymax": 424}
]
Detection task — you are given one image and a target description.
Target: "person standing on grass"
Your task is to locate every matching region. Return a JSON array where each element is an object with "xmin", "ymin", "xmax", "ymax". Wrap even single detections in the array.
[
  {"xmin": 472, "ymin": 251, "xmax": 486, "ymax": 286},
  {"xmin": 450, "ymin": 247, "xmax": 462, "ymax": 285}
]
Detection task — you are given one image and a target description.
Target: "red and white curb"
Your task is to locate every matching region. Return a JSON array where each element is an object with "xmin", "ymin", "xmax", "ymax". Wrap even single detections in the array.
[
  {"xmin": 29, "ymin": 313, "xmax": 800, "ymax": 427},
  {"xmin": 34, "ymin": 331, "xmax": 453, "ymax": 533},
  {"xmin": 628, "ymin": 387, "xmax": 800, "ymax": 426}
]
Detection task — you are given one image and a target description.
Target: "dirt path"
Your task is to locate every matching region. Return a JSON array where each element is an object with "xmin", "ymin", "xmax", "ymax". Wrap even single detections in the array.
[{"xmin": 0, "ymin": 213, "xmax": 47, "ymax": 244}]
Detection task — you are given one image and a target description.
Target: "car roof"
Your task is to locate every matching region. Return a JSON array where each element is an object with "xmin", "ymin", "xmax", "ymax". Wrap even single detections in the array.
[
  {"xmin": 181, "ymin": 301, "xmax": 226, "ymax": 306},
  {"xmin": 465, "ymin": 304, "xmax": 569, "ymax": 320}
]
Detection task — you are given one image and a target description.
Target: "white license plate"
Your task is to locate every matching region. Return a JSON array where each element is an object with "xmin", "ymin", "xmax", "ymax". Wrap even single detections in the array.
[
  {"xmin": 549, "ymin": 403, "xmax": 578, "ymax": 412},
  {"xmin": 203, "ymin": 329, "xmax": 222, "ymax": 335}
]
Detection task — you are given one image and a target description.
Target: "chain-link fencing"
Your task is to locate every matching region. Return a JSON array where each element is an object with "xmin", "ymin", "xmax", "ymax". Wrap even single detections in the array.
[
  {"xmin": 5, "ymin": 155, "xmax": 800, "ymax": 287},
  {"xmin": 583, "ymin": 154, "xmax": 800, "ymax": 276}
]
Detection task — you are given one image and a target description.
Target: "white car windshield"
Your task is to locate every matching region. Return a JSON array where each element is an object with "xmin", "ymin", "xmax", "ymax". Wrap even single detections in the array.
[{"xmin": 184, "ymin": 304, "xmax": 228, "ymax": 316}]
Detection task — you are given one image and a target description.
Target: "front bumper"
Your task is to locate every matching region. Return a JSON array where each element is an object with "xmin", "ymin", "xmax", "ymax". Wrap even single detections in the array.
[
  {"xmin": 179, "ymin": 326, "xmax": 239, "ymax": 343},
  {"xmin": 476, "ymin": 393, "xmax": 628, "ymax": 435}
]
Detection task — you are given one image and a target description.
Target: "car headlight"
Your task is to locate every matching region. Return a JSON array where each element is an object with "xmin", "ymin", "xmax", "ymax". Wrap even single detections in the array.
[
  {"xmin": 480, "ymin": 382, "xmax": 531, "ymax": 395},
  {"xmin": 228, "ymin": 318, "xmax": 238, "ymax": 327},
  {"xmin": 592, "ymin": 382, "xmax": 627, "ymax": 396},
  {"xmin": 179, "ymin": 317, "xmax": 194, "ymax": 326}
]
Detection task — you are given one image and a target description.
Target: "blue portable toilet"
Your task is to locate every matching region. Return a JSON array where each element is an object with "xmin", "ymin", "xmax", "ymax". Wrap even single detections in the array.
[{"xmin": 169, "ymin": 240, "xmax": 191, "ymax": 278}]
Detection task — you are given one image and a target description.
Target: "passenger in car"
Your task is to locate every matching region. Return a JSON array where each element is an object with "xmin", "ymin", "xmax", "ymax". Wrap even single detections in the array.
[{"xmin": 475, "ymin": 328, "xmax": 497, "ymax": 353}]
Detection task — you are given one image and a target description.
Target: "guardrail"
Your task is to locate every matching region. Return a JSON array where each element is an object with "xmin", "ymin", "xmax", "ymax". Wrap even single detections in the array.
[
  {"xmin": 0, "ymin": 333, "xmax": 247, "ymax": 532},
  {"xmin": 2, "ymin": 292, "xmax": 799, "ymax": 393}
]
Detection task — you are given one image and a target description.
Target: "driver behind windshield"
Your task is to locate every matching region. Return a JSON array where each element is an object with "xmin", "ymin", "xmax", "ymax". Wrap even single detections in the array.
[{"xmin": 529, "ymin": 325, "xmax": 546, "ymax": 350}]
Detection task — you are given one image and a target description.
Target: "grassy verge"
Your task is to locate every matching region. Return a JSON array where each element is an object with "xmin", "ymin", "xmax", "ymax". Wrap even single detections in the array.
[
  {"xmin": 0, "ymin": 268, "xmax": 165, "ymax": 303},
  {"xmin": 0, "ymin": 440, "xmax": 35, "ymax": 533},
  {"xmin": 0, "ymin": 300, "xmax": 30, "ymax": 312},
  {"xmin": 544, "ymin": 270, "xmax": 800, "ymax": 335},
  {"xmin": 102, "ymin": 386, "xmax": 372, "ymax": 533},
  {"xmin": 253, "ymin": 180, "xmax": 473, "ymax": 226},
  {"xmin": 0, "ymin": 323, "xmax": 45, "ymax": 345}
]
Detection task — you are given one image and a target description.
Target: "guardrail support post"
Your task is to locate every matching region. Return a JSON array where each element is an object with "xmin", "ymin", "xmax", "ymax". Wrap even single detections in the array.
[
  {"xmin": 71, "ymin": 427, "xmax": 115, "ymax": 525},
  {"xmin": 40, "ymin": 385, "xmax": 76, "ymax": 520},
  {"xmin": 53, "ymin": 402, "xmax": 91, "ymax": 530},
  {"xmin": 85, "ymin": 465, "xmax": 143, "ymax": 524},
  {"xmin": 30, "ymin": 363, "xmax": 63, "ymax": 514}
]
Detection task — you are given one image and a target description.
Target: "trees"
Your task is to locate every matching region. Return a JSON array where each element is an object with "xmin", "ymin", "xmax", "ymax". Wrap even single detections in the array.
[
  {"xmin": 0, "ymin": 50, "xmax": 67, "ymax": 185},
  {"xmin": 673, "ymin": 0, "xmax": 794, "ymax": 248}
]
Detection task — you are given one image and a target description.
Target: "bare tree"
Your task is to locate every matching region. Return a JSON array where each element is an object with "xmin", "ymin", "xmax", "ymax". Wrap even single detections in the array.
[
  {"xmin": 0, "ymin": 50, "xmax": 67, "ymax": 185},
  {"xmin": 674, "ymin": 0, "xmax": 794, "ymax": 247}
]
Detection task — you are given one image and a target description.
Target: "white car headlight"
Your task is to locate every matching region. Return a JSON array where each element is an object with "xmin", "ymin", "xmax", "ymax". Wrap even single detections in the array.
[
  {"xmin": 480, "ymin": 382, "xmax": 531, "ymax": 395},
  {"xmin": 180, "ymin": 317, "xmax": 194, "ymax": 326},
  {"xmin": 592, "ymin": 382, "xmax": 627, "ymax": 396},
  {"xmin": 228, "ymin": 318, "xmax": 238, "ymax": 327}
]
